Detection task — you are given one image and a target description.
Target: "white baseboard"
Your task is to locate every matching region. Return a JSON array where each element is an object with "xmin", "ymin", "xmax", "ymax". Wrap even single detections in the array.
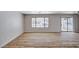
[{"xmin": 0, "ymin": 32, "xmax": 23, "ymax": 48}]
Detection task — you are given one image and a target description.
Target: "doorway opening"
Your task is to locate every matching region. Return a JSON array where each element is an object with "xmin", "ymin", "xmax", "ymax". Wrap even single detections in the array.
[{"xmin": 61, "ymin": 17, "xmax": 73, "ymax": 32}]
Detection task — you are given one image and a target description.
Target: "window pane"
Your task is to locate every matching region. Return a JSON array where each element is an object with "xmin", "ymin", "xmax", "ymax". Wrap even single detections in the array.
[
  {"xmin": 32, "ymin": 18, "xmax": 35, "ymax": 27},
  {"xmin": 45, "ymin": 18, "xmax": 48, "ymax": 27},
  {"xmin": 40, "ymin": 18, "xmax": 44, "ymax": 27},
  {"xmin": 32, "ymin": 17, "xmax": 48, "ymax": 28},
  {"xmin": 36, "ymin": 18, "xmax": 44, "ymax": 28}
]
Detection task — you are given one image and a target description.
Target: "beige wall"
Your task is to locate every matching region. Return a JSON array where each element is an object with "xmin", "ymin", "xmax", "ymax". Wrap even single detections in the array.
[
  {"xmin": 0, "ymin": 11, "xmax": 24, "ymax": 47},
  {"xmin": 24, "ymin": 14, "xmax": 74, "ymax": 32},
  {"xmin": 74, "ymin": 14, "xmax": 79, "ymax": 32}
]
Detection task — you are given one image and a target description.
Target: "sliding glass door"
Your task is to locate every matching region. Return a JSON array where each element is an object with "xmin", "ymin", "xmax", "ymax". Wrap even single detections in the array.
[{"xmin": 61, "ymin": 17, "xmax": 73, "ymax": 32}]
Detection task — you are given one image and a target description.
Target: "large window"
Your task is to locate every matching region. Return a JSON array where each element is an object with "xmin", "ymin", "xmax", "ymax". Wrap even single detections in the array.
[{"xmin": 32, "ymin": 17, "xmax": 48, "ymax": 28}]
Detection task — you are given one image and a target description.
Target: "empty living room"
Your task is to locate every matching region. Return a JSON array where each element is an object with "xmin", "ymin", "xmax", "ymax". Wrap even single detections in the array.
[
  {"xmin": 1, "ymin": 0, "xmax": 79, "ymax": 59},
  {"xmin": 0, "ymin": 11, "xmax": 79, "ymax": 48}
]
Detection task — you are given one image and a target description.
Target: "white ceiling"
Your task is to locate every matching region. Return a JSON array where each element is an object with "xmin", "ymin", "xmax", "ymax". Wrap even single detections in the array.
[{"xmin": 21, "ymin": 11, "xmax": 78, "ymax": 14}]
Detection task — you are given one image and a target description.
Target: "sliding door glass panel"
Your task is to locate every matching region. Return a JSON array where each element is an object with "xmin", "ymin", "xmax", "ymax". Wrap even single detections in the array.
[
  {"xmin": 61, "ymin": 18, "xmax": 67, "ymax": 31},
  {"xmin": 61, "ymin": 17, "xmax": 73, "ymax": 32},
  {"xmin": 68, "ymin": 18, "xmax": 73, "ymax": 31}
]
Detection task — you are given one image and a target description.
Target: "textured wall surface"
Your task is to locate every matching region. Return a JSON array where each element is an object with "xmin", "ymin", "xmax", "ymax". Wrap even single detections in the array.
[{"xmin": 24, "ymin": 14, "xmax": 73, "ymax": 32}]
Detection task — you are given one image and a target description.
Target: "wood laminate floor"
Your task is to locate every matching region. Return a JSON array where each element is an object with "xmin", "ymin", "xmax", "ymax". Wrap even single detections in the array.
[{"xmin": 3, "ymin": 32, "xmax": 79, "ymax": 48}]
